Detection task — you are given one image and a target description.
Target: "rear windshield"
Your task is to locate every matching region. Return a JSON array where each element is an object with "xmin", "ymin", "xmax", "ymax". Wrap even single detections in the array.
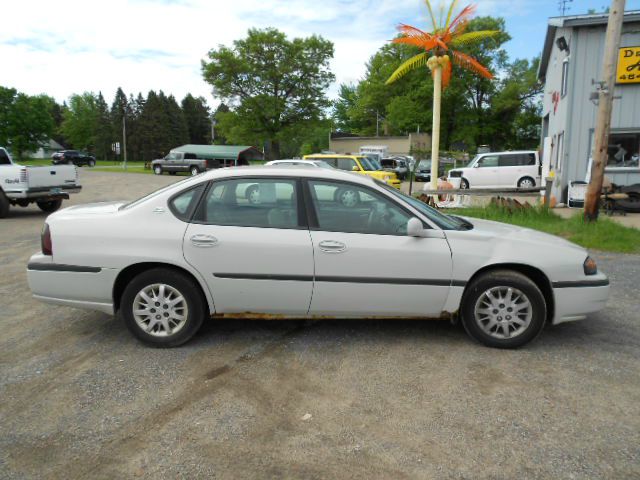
[{"xmin": 121, "ymin": 177, "xmax": 198, "ymax": 210}]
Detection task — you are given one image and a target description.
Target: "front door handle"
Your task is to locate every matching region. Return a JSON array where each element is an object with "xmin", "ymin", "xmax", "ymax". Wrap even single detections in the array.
[
  {"xmin": 190, "ymin": 234, "xmax": 218, "ymax": 247},
  {"xmin": 318, "ymin": 240, "xmax": 346, "ymax": 253}
]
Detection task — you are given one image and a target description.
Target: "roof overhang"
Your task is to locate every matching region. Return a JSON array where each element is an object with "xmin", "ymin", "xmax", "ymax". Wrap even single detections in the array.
[{"xmin": 538, "ymin": 10, "xmax": 640, "ymax": 82}]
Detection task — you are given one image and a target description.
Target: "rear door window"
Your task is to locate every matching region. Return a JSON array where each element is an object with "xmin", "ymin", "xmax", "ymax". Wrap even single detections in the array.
[{"xmin": 198, "ymin": 178, "xmax": 300, "ymax": 229}]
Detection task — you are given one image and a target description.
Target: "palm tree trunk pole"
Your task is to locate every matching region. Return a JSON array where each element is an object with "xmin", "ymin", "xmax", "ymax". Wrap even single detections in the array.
[{"xmin": 430, "ymin": 63, "xmax": 442, "ymax": 192}]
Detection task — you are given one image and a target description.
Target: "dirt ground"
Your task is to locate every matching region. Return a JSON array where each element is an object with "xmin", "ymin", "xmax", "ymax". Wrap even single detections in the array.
[{"xmin": 1, "ymin": 170, "xmax": 639, "ymax": 479}]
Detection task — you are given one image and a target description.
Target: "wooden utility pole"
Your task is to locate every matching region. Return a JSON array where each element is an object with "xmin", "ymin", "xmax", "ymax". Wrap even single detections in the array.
[{"xmin": 584, "ymin": 0, "xmax": 626, "ymax": 221}]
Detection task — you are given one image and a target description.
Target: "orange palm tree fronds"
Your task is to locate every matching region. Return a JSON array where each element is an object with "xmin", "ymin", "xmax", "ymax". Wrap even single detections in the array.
[
  {"xmin": 451, "ymin": 50, "xmax": 493, "ymax": 79},
  {"xmin": 446, "ymin": 4, "xmax": 476, "ymax": 35}
]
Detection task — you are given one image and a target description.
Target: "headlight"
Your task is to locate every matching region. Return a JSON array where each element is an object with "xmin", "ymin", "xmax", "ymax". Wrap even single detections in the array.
[{"xmin": 584, "ymin": 256, "xmax": 598, "ymax": 275}]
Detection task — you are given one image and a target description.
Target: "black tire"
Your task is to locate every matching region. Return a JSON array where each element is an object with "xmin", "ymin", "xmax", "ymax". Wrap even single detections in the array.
[
  {"xmin": 36, "ymin": 199, "xmax": 63, "ymax": 213},
  {"xmin": 460, "ymin": 178, "xmax": 469, "ymax": 189},
  {"xmin": 153, "ymin": 165, "xmax": 163, "ymax": 175},
  {"xmin": 334, "ymin": 187, "xmax": 360, "ymax": 207},
  {"xmin": 0, "ymin": 193, "xmax": 10, "ymax": 218},
  {"xmin": 121, "ymin": 268, "xmax": 206, "ymax": 347},
  {"xmin": 169, "ymin": 171, "xmax": 177, "ymax": 176},
  {"xmin": 190, "ymin": 166, "xmax": 200, "ymax": 176},
  {"xmin": 88, "ymin": 159, "xmax": 96, "ymax": 167},
  {"xmin": 461, "ymin": 270, "xmax": 546, "ymax": 349},
  {"xmin": 517, "ymin": 177, "xmax": 536, "ymax": 189}
]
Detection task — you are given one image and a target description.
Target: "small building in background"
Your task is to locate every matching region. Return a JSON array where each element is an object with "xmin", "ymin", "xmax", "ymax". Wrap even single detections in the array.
[
  {"xmin": 538, "ymin": 10, "xmax": 640, "ymax": 202},
  {"xmin": 329, "ymin": 132, "xmax": 431, "ymax": 158},
  {"xmin": 26, "ymin": 139, "xmax": 65, "ymax": 159},
  {"xmin": 170, "ymin": 144, "xmax": 264, "ymax": 166}
]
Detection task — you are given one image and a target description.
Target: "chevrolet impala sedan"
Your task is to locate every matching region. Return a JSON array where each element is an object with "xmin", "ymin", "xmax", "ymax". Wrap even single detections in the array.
[{"xmin": 27, "ymin": 167, "xmax": 609, "ymax": 348}]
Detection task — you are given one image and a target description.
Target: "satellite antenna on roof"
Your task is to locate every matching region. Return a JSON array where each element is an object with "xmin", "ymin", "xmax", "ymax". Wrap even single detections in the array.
[{"xmin": 558, "ymin": 0, "xmax": 573, "ymax": 16}]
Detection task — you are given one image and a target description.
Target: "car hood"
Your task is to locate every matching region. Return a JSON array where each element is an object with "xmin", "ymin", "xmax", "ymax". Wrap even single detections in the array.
[{"xmin": 459, "ymin": 216, "xmax": 585, "ymax": 253}]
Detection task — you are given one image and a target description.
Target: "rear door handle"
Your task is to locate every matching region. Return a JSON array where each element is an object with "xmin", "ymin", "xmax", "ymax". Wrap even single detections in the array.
[
  {"xmin": 190, "ymin": 234, "xmax": 218, "ymax": 247},
  {"xmin": 318, "ymin": 240, "xmax": 346, "ymax": 253}
]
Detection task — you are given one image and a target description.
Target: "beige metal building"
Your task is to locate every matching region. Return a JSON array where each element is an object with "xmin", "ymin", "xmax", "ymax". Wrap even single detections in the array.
[{"xmin": 329, "ymin": 133, "xmax": 430, "ymax": 156}]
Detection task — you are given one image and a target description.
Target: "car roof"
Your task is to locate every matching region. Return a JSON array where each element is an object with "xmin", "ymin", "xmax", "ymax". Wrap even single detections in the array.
[
  {"xmin": 199, "ymin": 165, "xmax": 376, "ymax": 186},
  {"xmin": 479, "ymin": 150, "xmax": 537, "ymax": 154},
  {"xmin": 304, "ymin": 154, "xmax": 365, "ymax": 159}
]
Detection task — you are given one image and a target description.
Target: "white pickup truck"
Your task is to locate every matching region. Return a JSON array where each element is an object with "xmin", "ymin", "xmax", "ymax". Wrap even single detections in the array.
[{"xmin": 0, "ymin": 147, "xmax": 81, "ymax": 218}]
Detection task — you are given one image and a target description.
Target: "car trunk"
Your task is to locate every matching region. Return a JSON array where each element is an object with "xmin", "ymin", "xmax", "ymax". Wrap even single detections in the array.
[{"xmin": 26, "ymin": 165, "xmax": 79, "ymax": 189}]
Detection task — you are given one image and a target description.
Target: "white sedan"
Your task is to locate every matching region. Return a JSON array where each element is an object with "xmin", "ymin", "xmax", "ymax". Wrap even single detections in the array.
[{"xmin": 27, "ymin": 167, "xmax": 609, "ymax": 348}]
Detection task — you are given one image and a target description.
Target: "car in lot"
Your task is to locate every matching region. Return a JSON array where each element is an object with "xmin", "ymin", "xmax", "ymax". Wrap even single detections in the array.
[
  {"xmin": 52, "ymin": 150, "xmax": 96, "ymax": 167},
  {"xmin": 414, "ymin": 160, "xmax": 445, "ymax": 182},
  {"xmin": 303, "ymin": 154, "xmax": 401, "ymax": 188},
  {"xmin": 380, "ymin": 157, "xmax": 408, "ymax": 180},
  {"xmin": 0, "ymin": 147, "xmax": 81, "ymax": 217},
  {"xmin": 447, "ymin": 150, "xmax": 541, "ymax": 189},
  {"xmin": 26, "ymin": 167, "xmax": 609, "ymax": 349}
]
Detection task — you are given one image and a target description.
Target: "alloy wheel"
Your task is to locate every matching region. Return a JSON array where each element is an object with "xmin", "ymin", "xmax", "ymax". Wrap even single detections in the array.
[
  {"xmin": 132, "ymin": 283, "xmax": 189, "ymax": 337},
  {"xmin": 473, "ymin": 286, "xmax": 532, "ymax": 340}
]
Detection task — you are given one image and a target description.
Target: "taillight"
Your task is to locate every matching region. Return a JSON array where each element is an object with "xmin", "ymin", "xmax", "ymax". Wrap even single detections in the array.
[
  {"xmin": 19, "ymin": 167, "xmax": 27, "ymax": 183},
  {"xmin": 42, "ymin": 223, "xmax": 53, "ymax": 256}
]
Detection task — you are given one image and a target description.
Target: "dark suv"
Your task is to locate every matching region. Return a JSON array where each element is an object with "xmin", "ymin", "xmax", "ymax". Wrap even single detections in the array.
[{"xmin": 52, "ymin": 150, "xmax": 96, "ymax": 167}]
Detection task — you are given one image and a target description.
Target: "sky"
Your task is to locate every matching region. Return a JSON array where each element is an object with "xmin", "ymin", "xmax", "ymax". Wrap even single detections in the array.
[{"xmin": 2, "ymin": 0, "xmax": 640, "ymax": 107}]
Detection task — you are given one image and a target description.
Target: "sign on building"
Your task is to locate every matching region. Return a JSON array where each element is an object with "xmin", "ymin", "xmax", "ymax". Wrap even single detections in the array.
[{"xmin": 617, "ymin": 46, "xmax": 640, "ymax": 84}]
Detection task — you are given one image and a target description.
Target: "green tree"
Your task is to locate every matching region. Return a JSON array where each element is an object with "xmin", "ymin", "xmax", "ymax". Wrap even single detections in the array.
[
  {"xmin": 202, "ymin": 28, "xmax": 335, "ymax": 159},
  {"xmin": 181, "ymin": 94, "xmax": 211, "ymax": 144},
  {"xmin": 94, "ymin": 92, "xmax": 112, "ymax": 160},
  {"xmin": 61, "ymin": 92, "xmax": 99, "ymax": 152},
  {"xmin": 0, "ymin": 87, "xmax": 55, "ymax": 159}
]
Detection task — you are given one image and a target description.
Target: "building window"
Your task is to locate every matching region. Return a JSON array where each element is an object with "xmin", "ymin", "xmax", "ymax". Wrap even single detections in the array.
[
  {"xmin": 561, "ymin": 60, "xmax": 569, "ymax": 97},
  {"xmin": 588, "ymin": 130, "xmax": 640, "ymax": 169},
  {"xmin": 555, "ymin": 132, "xmax": 564, "ymax": 172}
]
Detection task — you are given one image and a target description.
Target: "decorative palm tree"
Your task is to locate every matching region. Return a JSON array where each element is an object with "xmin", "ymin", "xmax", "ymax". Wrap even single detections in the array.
[{"xmin": 386, "ymin": 1, "xmax": 500, "ymax": 190}]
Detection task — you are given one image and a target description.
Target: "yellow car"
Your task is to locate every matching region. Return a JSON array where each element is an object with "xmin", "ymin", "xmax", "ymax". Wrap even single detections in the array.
[{"xmin": 303, "ymin": 154, "xmax": 401, "ymax": 188}]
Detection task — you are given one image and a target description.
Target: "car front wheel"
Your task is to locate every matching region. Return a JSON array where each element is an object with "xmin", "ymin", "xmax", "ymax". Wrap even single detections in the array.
[
  {"xmin": 153, "ymin": 165, "xmax": 163, "ymax": 175},
  {"xmin": 88, "ymin": 159, "xmax": 96, "ymax": 167},
  {"xmin": 121, "ymin": 268, "xmax": 205, "ymax": 347},
  {"xmin": 461, "ymin": 270, "xmax": 546, "ymax": 349},
  {"xmin": 460, "ymin": 178, "xmax": 469, "ymax": 189},
  {"xmin": 518, "ymin": 177, "xmax": 535, "ymax": 189}
]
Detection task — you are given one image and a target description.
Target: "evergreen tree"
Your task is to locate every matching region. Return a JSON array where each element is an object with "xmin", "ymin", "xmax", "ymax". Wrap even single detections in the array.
[
  {"xmin": 110, "ymin": 87, "xmax": 129, "ymax": 160},
  {"xmin": 181, "ymin": 94, "xmax": 211, "ymax": 144},
  {"xmin": 94, "ymin": 92, "xmax": 112, "ymax": 160}
]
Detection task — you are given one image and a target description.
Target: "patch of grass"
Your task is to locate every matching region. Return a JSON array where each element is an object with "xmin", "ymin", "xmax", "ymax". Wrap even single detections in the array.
[{"xmin": 451, "ymin": 204, "xmax": 640, "ymax": 254}]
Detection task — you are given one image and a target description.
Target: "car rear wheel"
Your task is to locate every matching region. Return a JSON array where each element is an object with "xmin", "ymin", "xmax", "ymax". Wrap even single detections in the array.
[
  {"xmin": 518, "ymin": 177, "xmax": 535, "ymax": 189},
  {"xmin": 461, "ymin": 270, "xmax": 546, "ymax": 349},
  {"xmin": 246, "ymin": 184, "xmax": 260, "ymax": 205},
  {"xmin": 334, "ymin": 187, "xmax": 359, "ymax": 207},
  {"xmin": 190, "ymin": 166, "xmax": 200, "ymax": 176},
  {"xmin": 153, "ymin": 165, "xmax": 163, "ymax": 175},
  {"xmin": 460, "ymin": 178, "xmax": 469, "ymax": 189},
  {"xmin": 36, "ymin": 199, "xmax": 63, "ymax": 213},
  {"xmin": 0, "ymin": 194, "xmax": 9, "ymax": 218},
  {"xmin": 121, "ymin": 268, "xmax": 205, "ymax": 347}
]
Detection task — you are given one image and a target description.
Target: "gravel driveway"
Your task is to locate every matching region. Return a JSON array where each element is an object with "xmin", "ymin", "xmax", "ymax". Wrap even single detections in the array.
[{"xmin": 1, "ymin": 170, "xmax": 639, "ymax": 479}]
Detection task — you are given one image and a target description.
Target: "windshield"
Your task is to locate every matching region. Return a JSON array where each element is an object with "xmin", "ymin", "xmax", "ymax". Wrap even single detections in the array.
[
  {"xmin": 121, "ymin": 177, "xmax": 196, "ymax": 210},
  {"xmin": 466, "ymin": 155, "xmax": 480, "ymax": 168},
  {"xmin": 358, "ymin": 157, "xmax": 376, "ymax": 171},
  {"xmin": 418, "ymin": 160, "xmax": 432, "ymax": 169},
  {"xmin": 365, "ymin": 155, "xmax": 382, "ymax": 170},
  {"xmin": 376, "ymin": 181, "xmax": 464, "ymax": 230}
]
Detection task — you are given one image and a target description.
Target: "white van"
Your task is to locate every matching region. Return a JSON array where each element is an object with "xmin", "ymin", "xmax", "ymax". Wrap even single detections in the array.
[{"xmin": 447, "ymin": 151, "xmax": 540, "ymax": 189}]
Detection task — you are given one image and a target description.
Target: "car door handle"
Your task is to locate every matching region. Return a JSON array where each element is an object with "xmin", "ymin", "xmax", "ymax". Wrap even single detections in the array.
[
  {"xmin": 190, "ymin": 234, "xmax": 218, "ymax": 247},
  {"xmin": 318, "ymin": 240, "xmax": 346, "ymax": 253}
]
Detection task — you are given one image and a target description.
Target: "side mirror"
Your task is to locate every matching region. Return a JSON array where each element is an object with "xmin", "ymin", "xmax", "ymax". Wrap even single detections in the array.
[
  {"xmin": 407, "ymin": 218, "xmax": 424, "ymax": 237},
  {"xmin": 473, "ymin": 163, "xmax": 480, "ymax": 168},
  {"xmin": 352, "ymin": 166, "xmax": 361, "ymax": 171},
  {"xmin": 407, "ymin": 217, "xmax": 446, "ymax": 238}
]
